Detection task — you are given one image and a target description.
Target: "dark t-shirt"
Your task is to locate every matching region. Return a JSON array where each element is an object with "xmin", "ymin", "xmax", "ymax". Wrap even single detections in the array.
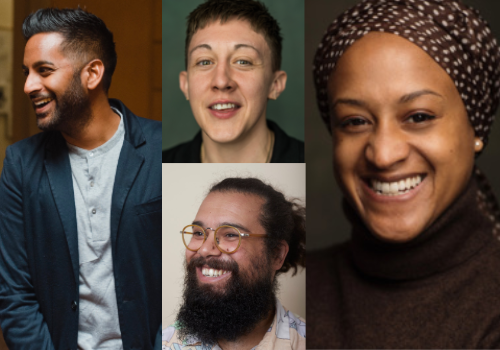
[{"xmin": 162, "ymin": 120, "xmax": 304, "ymax": 163}]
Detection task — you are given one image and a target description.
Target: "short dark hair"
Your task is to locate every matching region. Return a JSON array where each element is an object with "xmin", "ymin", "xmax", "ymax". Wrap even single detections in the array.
[
  {"xmin": 185, "ymin": 0, "xmax": 282, "ymax": 71},
  {"xmin": 22, "ymin": 8, "xmax": 117, "ymax": 93},
  {"xmin": 209, "ymin": 177, "xmax": 305, "ymax": 276}
]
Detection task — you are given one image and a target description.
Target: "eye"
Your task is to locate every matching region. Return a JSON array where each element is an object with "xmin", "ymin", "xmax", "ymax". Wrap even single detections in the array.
[
  {"xmin": 37, "ymin": 67, "xmax": 54, "ymax": 76},
  {"xmin": 406, "ymin": 112, "xmax": 436, "ymax": 123},
  {"xmin": 22, "ymin": 70, "xmax": 29, "ymax": 77},
  {"xmin": 339, "ymin": 117, "xmax": 369, "ymax": 128},
  {"xmin": 192, "ymin": 231, "xmax": 205, "ymax": 238},
  {"xmin": 196, "ymin": 60, "xmax": 212, "ymax": 66},
  {"xmin": 235, "ymin": 59, "xmax": 251, "ymax": 66}
]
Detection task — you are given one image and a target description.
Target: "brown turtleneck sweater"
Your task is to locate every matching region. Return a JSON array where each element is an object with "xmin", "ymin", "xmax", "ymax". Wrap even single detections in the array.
[{"xmin": 307, "ymin": 179, "xmax": 500, "ymax": 349}]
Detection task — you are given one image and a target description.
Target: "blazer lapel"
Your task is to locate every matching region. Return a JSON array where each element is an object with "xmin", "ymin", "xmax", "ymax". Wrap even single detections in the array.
[
  {"xmin": 109, "ymin": 99, "xmax": 146, "ymax": 249},
  {"xmin": 110, "ymin": 141, "xmax": 144, "ymax": 248},
  {"xmin": 44, "ymin": 132, "xmax": 79, "ymax": 287}
]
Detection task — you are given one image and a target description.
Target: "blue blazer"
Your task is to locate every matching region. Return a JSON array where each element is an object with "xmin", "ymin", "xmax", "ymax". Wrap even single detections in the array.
[{"xmin": 0, "ymin": 99, "xmax": 161, "ymax": 349}]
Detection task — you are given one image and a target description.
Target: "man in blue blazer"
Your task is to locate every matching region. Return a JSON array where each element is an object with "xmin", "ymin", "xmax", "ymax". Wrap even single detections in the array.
[{"xmin": 0, "ymin": 8, "xmax": 161, "ymax": 349}]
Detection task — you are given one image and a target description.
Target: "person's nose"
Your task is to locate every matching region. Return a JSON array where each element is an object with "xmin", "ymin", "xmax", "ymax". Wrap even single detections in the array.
[
  {"xmin": 211, "ymin": 61, "xmax": 235, "ymax": 92},
  {"xmin": 197, "ymin": 229, "xmax": 222, "ymax": 258},
  {"xmin": 24, "ymin": 72, "xmax": 42, "ymax": 96},
  {"xmin": 365, "ymin": 121, "xmax": 410, "ymax": 170}
]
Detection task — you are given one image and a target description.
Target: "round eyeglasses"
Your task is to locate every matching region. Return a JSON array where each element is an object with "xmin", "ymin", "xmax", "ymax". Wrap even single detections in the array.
[{"xmin": 181, "ymin": 224, "xmax": 267, "ymax": 254}]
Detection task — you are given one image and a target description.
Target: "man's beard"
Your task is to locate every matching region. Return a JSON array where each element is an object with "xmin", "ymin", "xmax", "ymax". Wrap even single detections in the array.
[
  {"xmin": 177, "ymin": 255, "xmax": 277, "ymax": 347},
  {"xmin": 36, "ymin": 69, "xmax": 93, "ymax": 136}
]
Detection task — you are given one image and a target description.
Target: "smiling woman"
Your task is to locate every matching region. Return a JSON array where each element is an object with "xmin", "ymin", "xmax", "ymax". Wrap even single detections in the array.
[
  {"xmin": 307, "ymin": 0, "xmax": 500, "ymax": 348},
  {"xmin": 162, "ymin": 0, "xmax": 304, "ymax": 163}
]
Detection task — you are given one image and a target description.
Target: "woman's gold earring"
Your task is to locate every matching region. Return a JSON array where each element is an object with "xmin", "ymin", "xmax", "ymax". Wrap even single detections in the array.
[{"xmin": 474, "ymin": 138, "xmax": 484, "ymax": 152}]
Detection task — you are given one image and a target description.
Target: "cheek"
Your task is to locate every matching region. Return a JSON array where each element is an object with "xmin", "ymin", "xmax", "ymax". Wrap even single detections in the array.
[
  {"xmin": 333, "ymin": 134, "xmax": 364, "ymax": 180},
  {"xmin": 239, "ymin": 73, "xmax": 272, "ymax": 105},
  {"xmin": 188, "ymin": 74, "xmax": 207, "ymax": 100},
  {"xmin": 185, "ymin": 250, "xmax": 195, "ymax": 263}
]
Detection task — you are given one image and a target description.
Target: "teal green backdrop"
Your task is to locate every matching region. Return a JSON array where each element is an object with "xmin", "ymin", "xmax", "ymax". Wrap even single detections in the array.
[{"xmin": 162, "ymin": 0, "xmax": 304, "ymax": 151}]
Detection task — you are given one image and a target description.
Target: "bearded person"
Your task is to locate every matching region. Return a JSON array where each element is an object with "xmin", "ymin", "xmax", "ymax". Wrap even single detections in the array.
[
  {"xmin": 163, "ymin": 178, "xmax": 306, "ymax": 350},
  {"xmin": 0, "ymin": 8, "xmax": 161, "ymax": 349}
]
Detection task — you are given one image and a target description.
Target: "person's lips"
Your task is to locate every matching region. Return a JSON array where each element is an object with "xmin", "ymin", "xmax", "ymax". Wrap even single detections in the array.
[
  {"xmin": 361, "ymin": 173, "xmax": 427, "ymax": 202},
  {"xmin": 31, "ymin": 95, "xmax": 55, "ymax": 116},
  {"xmin": 196, "ymin": 265, "xmax": 232, "ymax": 284},
  {"xmin": 208, "ymin": 100, "xmax": 241, "ymax": 119}
]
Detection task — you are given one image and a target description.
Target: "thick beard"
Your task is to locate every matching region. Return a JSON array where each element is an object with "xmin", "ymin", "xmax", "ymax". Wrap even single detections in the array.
[
  {"xmin": 37, "ymin": 69, "xmax": 93, "ymax": 137},
  {"xmin": 177, "ymin": 255, "xmax": 277, "ymax": 347}
]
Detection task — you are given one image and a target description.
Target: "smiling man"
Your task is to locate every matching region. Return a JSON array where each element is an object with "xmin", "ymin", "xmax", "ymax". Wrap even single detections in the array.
[
  {"xmin": 163, "ymin": 178, "xmax": 306, "ymax": 350},
  {"xmin": 162, "ymin": 0, "xmax": 304, "ymax": 163},
  {"xmin": 0, "ymin": 8, "xmax": 161, "ymax": 349}
]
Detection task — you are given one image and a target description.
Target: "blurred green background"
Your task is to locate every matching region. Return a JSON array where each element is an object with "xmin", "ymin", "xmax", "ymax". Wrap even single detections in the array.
[
  {"xmin": 162, "ymin": 0, "xmax": 304, "ymax": 151},
  {"xmin": 306, "ymin": 0, "xmax": 500, "ymax": 251}
]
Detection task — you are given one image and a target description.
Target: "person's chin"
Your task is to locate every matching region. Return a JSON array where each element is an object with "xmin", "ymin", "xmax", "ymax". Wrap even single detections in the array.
[
  {"xmin": 364, "ymin": 214, "xmax": 427, "ymax": 243},
  {"xmin": 36, "ymin": 113, "xmax": 58, "ymax": 131},
  {"xmin": 203, "ymin": 126, "xmax": 243, "ymax": 144}
]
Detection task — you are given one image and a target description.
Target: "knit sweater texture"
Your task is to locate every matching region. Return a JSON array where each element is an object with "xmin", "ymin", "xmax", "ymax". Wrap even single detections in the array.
[{"xmin": 307, "ymin": 178, "xmax": 500, "ymax": 349}]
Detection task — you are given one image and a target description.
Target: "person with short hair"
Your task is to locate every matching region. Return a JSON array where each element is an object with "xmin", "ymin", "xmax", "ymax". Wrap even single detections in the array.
[
  {"xmin": 0, "ymin": 8, "xmax": 161, "ymax": 349},
  {"xmin": 163, "ymin": 178, "xmax": 306, "ymax": 350},
  {"xmin": 162, "ymin": 0, "xmax": 304, "ymax": 163}
]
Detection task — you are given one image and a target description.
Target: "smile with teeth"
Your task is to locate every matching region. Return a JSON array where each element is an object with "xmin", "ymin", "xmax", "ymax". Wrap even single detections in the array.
[
  {"xmin": 202, "ymin": 267, "xmax": 230, "ymax": 277},
  {"xmin": 34, "ymin": 97, "xmax": 53, "ymax": 108},
  {"xmin": 370, "ymin": 175, "xmax": 424, "ymax": 196},
  {"xmin": 211, "ymin": 103, "xmax": 237, "ymax": 110}
]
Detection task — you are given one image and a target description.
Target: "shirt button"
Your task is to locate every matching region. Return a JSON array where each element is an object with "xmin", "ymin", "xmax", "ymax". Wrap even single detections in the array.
[
  {"xmin": 71, "ymin": 300, "xmax": 78, "ymax": 311},
  {"xmin": 90, "ymin": 152, "xmax": 94, "ymax": 157},
  {"xmin": 90, "ymin": 181, "xmax": 94, "ymax": 187},
  {"xmin": 92, "ymin": 209, "xmax": 96, "ymax": 214}
]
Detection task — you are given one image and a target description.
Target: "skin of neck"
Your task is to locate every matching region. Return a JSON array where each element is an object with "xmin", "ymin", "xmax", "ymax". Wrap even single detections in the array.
[
  {"xmin": 217, "ymin": 306, "xmax": 275, "ymax": 350},
  {"xmin": 62, "ymin": 89, "xmax": 121, "ymax": 150},
  {"xmin": 201, "ymin": 115, "xmax": 272, "ymax": 163}
]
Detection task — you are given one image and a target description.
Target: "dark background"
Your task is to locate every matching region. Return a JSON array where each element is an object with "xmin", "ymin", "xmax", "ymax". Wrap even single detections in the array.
[
  {"xmin": 162, "ymin": 0, "xmax": 304, "ymax": 151},
  {"xmin": 306, "ymin": 0, "xmax": 500, "ymax": 251}
]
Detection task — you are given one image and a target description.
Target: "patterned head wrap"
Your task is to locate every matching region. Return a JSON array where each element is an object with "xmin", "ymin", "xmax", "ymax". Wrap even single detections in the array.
[{"xmin": 313, "ymin": 0, "xmax": 500, "ymax": 147}]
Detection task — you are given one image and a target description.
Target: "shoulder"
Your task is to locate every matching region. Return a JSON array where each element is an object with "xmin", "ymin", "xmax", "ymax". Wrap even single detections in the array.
[
  {"xmin": 267, "ymin": 120, "xmax": 304, "ymax": 163},
  {"xmin": 162, "ymin": 322, "xmax": 203, "ymax": 350},
  {"xmin": 110, "ymin": 98, "xmax": 161, "ymax": 142},
  {"xmin": 276, "ymin": 301, "xmax": 306, "ymax": 350},
  {"xmin": 307, "ymin": 243, "xmax": 348, "ymax": 298},
  {"xmin": 162, "ymin": 132, "xmax": 202, "ymax": 163},
  {"xmin": 4, "ymin": 131, "xmax": 60, "ymax": 167}
]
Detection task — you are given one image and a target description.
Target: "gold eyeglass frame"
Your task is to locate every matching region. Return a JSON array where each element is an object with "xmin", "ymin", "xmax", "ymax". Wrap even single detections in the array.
[{"xmin": 180, "ymin": 224, "xmax": 267, "ymax": 254}]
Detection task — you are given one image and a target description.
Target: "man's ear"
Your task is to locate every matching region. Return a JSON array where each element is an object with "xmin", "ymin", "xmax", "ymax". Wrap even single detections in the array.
[
  {"xmin": 179, "ymin": 71, "xmax": 189, "ymax": 100},
  {"xmin": 272, "ymin": 240, "xmax": 289, "ymax": 272},
  {"xmin": 81, "ymin": 59, "xmax": 105, "ymax": 91},
  {"xmin": 268, "ymin": 70, "xmax": 287, "ymax": 100}
]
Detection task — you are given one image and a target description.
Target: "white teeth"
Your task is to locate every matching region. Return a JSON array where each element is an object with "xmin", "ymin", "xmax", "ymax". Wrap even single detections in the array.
[
  {"xmin": 34, "ymin": 98, "xmax": 53, "ymax": 106},
  {"xmin": 211, "ymin": 103, "xmax": 236, "ymax": 110},
  {"xmin": 370, "ymin": 175, "xmax": 423, "ymax": 196},
  {"xmin": 201, "ymin": 268, "xmax": 229, "ymax": 277}
]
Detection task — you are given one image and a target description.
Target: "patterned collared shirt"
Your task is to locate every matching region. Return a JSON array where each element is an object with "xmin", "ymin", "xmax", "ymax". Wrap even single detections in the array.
[{"xmin": 162, "ymin": 300, "xmax": 305, "ymax": 350}]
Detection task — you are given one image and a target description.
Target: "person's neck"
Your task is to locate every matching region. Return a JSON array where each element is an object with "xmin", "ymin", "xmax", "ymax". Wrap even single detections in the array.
[
  {"xmin": 217, "ymin": 307, "xmax": 275, "ymax": 350},
  {"xmin": 62, "ymin": 94, "xmax": 120, "ymax": 150},
  {"xmin": 201, "ymin": 117, "xmax": 273, "ymax": 163}
]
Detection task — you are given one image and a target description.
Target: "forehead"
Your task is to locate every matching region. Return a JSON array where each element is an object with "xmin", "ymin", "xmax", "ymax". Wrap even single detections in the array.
[
  {"xmin": 188, "ymin": 19, "xmax": 270, "ymax": 55},
  {"xmin": 195, "ymin": 191, "xmax": 264, "ymax": 227},
  {"xmin": 329, "ymin": 32, "xmax": 456, "ymax": 101},
  {"xmin": 23, "ymin": 32, "xmax": 69, "ymax": 65}
]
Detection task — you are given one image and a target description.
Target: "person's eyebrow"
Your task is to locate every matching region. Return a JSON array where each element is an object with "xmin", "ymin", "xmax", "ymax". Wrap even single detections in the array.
[
  {"xmin": 331, "ymin": 98, "xmax": 367, "ymax": 109},
  {"xmin": 192, "ymin": 220, "xmax": 250, "ymax": 233},
  {"xmin": 192, "ymin": 220, "xmax": 204, "ymax": 227},
  {"xmin": 399, "ymin": 89, "xmax": 443, "ymax": 103},
  {"xmin": 234, "ymin": 44, "xmax": 262, "ymax": 57},
  {"xmin": 189, "ymin": 44, "xmax": 212, "ymax": 57},
  {"xmin": 219, "ymin": 222, "xmax": 250, "ymax": 233},
  {"xmin": 331, "ymin": 90, "xmax": 443, "ymax": 110},
  {"xmin": 22, "ymin": 60, "xmax": 55, "ymax": 71}
]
